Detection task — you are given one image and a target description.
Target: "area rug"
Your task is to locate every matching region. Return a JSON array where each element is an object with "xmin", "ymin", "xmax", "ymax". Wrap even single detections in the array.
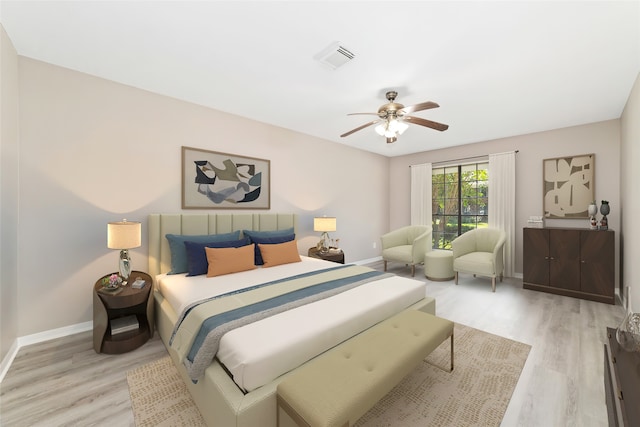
[
  {"xmin": 127, "ymin": 323, "xmax": 530, "ymax": 427},
  {"xmin": 127, "ymin": 356, "xmax": 206, "ymax": 427}
]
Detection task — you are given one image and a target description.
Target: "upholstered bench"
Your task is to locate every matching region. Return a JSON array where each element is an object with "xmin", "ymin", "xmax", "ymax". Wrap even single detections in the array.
[
  {"xmin": 276, "ymin": 310, "xmax": 454, "ymax": 427},
  {"xmin": 424, "ymin": 249, "xmax": 455, "ymax": 281}
]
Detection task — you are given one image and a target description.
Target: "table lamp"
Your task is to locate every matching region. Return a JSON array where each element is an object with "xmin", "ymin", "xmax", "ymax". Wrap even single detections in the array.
[
  {"xmin": 107, "ymin": 219, "xmax": 141, "ymax": 285},
  {"xmin": 314, "ymin": 217, "xmax": 336, "ymax": 253}
]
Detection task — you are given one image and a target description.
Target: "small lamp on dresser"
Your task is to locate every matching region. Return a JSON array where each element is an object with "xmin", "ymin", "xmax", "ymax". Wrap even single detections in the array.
[{"xmin": 107, "ymin": 219, "xmax": 141, "ymax": 285}]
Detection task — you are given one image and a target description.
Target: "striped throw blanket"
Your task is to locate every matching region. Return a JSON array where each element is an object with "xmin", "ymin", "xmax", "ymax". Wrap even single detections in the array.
[{"xmin": 170, "ymin": 264, "xmax": 392, "ymax": 382}]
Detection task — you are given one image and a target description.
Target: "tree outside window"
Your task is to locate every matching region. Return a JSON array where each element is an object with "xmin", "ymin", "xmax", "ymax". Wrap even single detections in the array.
[{"xmin": 432, "ymin": 162, "xmax": 488, "ymax": 249}]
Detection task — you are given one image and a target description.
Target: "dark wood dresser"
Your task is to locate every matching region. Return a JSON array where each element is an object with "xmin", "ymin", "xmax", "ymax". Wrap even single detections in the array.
[
  {"xmin": 523, "ymin": 227, "xmax": 615, "ymax": 304},
  {"xmin": 604, "ymin": 327, "xmax": 640, "ymax": 426}
]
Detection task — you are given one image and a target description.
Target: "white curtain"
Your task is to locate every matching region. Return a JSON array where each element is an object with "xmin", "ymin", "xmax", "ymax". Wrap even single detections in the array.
[
  {"xmin": 410, "ymin": 163, "xmax": 432, "ymax": 226},
  {"xmin": 489, "ymin": 151, "xmax": 516, "ymax": 277}
]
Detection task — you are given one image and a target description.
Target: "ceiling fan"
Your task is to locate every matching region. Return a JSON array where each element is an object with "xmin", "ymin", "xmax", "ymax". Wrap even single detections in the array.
[{"xmin": 340, "ymin": 91, "xmax": 449, "ymax": 143}]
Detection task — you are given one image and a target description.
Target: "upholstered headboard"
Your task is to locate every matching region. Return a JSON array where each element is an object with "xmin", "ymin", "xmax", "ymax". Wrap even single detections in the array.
[{"xmin": 148, "ymin": 213, "xmax": 297, "ymax": 277}]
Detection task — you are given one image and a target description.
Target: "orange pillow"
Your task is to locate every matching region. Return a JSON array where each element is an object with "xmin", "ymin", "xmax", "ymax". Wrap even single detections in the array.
[
  {"xmin": 205, "ymin": 244, "xmax": 257, "ymax": 277},
  {"xmin": 258, "ymin": 240, "xmax": 301, "ymax": 267}
]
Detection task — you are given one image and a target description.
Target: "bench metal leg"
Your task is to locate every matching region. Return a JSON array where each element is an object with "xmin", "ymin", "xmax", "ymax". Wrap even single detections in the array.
[
  {"xmin": 450, "ymin": 330, "xmax": 454, "ymax": 372},
  {"xmin": 425, "ymin": 330, "xmax": 455, "ymax": 373}
]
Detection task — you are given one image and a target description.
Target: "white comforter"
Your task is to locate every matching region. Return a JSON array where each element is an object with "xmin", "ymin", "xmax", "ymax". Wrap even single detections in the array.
[{"xmin": 156, "ymin": 257, "xmax": 426, "ymax": 391}]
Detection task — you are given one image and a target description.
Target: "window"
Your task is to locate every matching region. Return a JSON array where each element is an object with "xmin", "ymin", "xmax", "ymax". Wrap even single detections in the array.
[{"xmin": 432, "ymin": 162, "xmax": 488, "ymax": 249}]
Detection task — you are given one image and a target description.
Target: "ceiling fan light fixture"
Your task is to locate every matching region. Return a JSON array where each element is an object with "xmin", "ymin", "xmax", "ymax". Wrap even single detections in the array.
[
  {"xmin": 398, "ymin": 121, "xmax": 409, "ymax": 135},
  {"xmin": 388, "ymin": 119, "xmax": 409, "ymax": 135},
  {"xmin": 340, "ymin": 91, "xmax": 448, "ymax": 142},
  {"xmin": 383, "ymin": 129, "xmax": 397, "ymax": 139}
]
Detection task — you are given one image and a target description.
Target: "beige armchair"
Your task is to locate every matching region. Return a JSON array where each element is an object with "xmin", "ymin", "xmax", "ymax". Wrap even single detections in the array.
[
  {"xmin": 381, "ymin": 225, "xmax": 432, "ymax": 277},
  {"xmin": 451, "ymin": 228, "xmax": 506, "ymax": 292}
]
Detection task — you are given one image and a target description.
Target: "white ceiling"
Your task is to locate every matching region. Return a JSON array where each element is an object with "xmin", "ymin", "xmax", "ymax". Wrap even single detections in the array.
[{"xmin": 1, "ymin": 1, "xmax": 639, "ymax": 157}]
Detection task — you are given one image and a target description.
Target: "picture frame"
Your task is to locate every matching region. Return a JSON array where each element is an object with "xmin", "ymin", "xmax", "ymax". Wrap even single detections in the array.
[
  {"xmin": 543, "ymin": 153, "xmax": 594, "ymax": 219},
  {"xmin": 182, "ymin": 146, "xmax": 271, "ymax": 209}
]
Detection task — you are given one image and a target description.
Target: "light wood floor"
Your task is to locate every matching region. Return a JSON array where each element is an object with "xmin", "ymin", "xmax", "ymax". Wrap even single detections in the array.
[{"xmin": 1, "ymin": 261, "xmax": 626, "ymax": 426}]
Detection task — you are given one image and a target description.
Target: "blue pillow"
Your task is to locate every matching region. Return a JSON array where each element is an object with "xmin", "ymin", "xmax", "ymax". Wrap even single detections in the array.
[
  {"xmin": 165, "ymin": 231, "xmax": 241, "ymax": 274},
  {"xmin": 248, "ymin": 233, "xmax": 295, "ymax": 265},
  {"xmin": 242, "ymin": 228, "xmax": 294, "ymax": 240},
  {"xmin": 184, "ymin": 237, "xmax": 251, "ymax": 276}
]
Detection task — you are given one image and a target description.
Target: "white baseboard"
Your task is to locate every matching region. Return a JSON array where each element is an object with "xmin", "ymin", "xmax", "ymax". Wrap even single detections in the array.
[
  {"xmin": 0, "ymin": 321, "xmax": 93, "ymax": 383},
  {"xmin": 0, "ymin": 339, "xmax": 19, "ymax": 384},
  {"xmin": 353, "ymin": 256, "xmax": 383, "ymax": 265}
]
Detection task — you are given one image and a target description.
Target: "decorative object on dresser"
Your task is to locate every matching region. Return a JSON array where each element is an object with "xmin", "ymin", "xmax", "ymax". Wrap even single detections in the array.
[
  {"xmin": 604, "ymin": 327, "xmax": 640, "ymax": 427},
  {"xmin": 523, "ymin": 227, "xmax": 614, "ymax": 304},
  {"xmin": 543, "ymin": 153, "xmax": 594, "ymax": 219},
  {"xmin": 616, "ymin": 312, "xmax": 640, "ymax": 352},
  {"xmin": 588, "ymin": 202, "xmax": 598, "ymax": 229},
  {"xmin": 181, "ymin": 146, "xmax": 270, "ymax": 209},
  {"xmin": 308, "ymin": 246, "xmax": 345, "ymax": 264},
  {"xmin": 600, "ymin": 200, "xmax": 610, "ymax": 230},
  {"xmin": 107, "ymin": 219, "xmax": 141, "ymax": 285},
  {"xmin": 93, "ymin": 271, "xmax": 154, "ymax": 354},
  {"xmin": 527, "ymin": 215, "xmax": 544, "ymax": 229},
  {"xmin": 313, "ymin": 216, "xmax": 337, "ymax": 253}
]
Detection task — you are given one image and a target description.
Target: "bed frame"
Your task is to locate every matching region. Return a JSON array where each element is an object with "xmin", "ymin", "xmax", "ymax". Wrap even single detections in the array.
[{"xmin": 148, "ymin": 213, "xmax": 435, "ymax": 427}]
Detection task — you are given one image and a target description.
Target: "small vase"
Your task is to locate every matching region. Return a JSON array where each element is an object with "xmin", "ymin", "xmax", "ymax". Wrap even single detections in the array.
[
  {"xmin": 600, "ymin": 201, "xmax": 610, "ymax": 230},
  {"xmin": 588, "ymin": 204, "xmax": 598, "ymax": 230},
  {"xmin": 616, "ymin": 312, "xmax": 640, "ymax": 352}
]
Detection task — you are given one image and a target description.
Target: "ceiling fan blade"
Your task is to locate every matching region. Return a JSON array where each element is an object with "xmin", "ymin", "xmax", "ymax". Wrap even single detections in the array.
[
  {"xmin": 340, "ymin": 120, "xmax": 381, "ymax": 138},
  {"xmin": 404, "ymin": 115, "xmax": 449, "ymax": 132},
  {"xmin": 347, "ymin": 112, "xmax": 380, "ymax": 116},
  {"xmin": 400, "ymin": 101, "xmax": 439, "ymax": 115}
]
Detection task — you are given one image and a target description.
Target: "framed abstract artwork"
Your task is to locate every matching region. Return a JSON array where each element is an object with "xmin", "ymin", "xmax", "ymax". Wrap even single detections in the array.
[
  {"xmin": 182, "ymin": 146, "xmax": 270, "ymax": 209},
  {"xmin": 543, "ymin": 153, "xmax": 594, "ymax": 219}
]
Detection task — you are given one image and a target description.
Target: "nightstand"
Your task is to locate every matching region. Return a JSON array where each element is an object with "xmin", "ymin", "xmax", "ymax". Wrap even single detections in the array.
[
  {"xmin": 308, "ymin": 247, "xmax": 345, "ymax": 264},
  {"xmin": 93, "ymin": 271, "xmax": 154, "ymax": 354}
]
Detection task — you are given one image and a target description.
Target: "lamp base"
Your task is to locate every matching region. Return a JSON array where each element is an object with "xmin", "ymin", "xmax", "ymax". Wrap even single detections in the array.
[
  {"xmin": 119, "ymin": 249, "xmax": 131, "ymax": 285},
  {"xmin": 317, "ymin": 232, "xmax": 331, "ymax": 254}
]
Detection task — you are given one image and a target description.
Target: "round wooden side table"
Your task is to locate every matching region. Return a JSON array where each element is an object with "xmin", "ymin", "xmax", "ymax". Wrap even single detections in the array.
[
  {"xmin": 92, "ymin": 271, "xmax": 154, "ymax": 354},
  {"xmin": 308, "ymin": 247, "xmax": 345, "ymax": 264}
]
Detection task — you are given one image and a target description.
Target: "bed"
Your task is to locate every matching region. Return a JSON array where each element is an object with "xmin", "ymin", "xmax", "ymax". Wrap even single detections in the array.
[{"xmin": 149, "ymin": 213, "xmax": 436, "ymax": 427}]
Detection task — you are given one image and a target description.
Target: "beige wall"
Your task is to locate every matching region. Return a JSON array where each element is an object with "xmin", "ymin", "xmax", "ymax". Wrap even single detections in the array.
[
  {"xmin": 1, "ymin": 23, "xmax": 637, "ymax": 358},
  {"xmin": 13, "ymin": 57, "xmax": 390, "ymax": 337},
  {"xmin": 389, "ymin": 120, "xmax": 622, "ymax": 284},
  {"xmin": 620, "ymin": 72, "xmax": 640, "ymax": 312},
  {"xmin": 1, "ymin": 25, "xmax": 20, "ymax": 361}
]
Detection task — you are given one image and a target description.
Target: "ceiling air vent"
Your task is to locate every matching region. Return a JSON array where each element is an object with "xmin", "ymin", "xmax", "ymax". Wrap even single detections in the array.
[{"xmin": 314, "ymin": 42, "xmax": 355, "ymax": 70}]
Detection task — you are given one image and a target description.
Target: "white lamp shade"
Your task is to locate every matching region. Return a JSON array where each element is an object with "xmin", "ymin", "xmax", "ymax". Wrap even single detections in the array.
[
  {"xmin": 107, "ymin": 220, "xmax": 142, "ymax": 249},
  {"xmin": 314, "ymin": 217, "xmax": 337, "ymax": 232}
]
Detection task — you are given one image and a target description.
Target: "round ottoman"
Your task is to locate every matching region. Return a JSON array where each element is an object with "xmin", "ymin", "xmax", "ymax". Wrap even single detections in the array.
[{"xmin": 424, "ymin": 250, "xmax": 454, "ymax": 281}]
